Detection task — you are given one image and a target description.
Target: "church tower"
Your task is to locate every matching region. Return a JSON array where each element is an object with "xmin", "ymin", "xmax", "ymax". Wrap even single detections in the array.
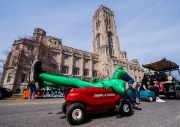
[
  {"xmin": 92, "ymin": 5, "xmax": 122, "ymax": 77},
  {"xmin": 92, "ymin": 5, "xmax": 121, "ymax": 59}
]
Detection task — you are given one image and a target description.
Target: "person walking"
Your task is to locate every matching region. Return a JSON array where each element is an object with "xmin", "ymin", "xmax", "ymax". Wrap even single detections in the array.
[{"xmin": 28, "ymin": 81, "xmax": 36, "ymax": 100}]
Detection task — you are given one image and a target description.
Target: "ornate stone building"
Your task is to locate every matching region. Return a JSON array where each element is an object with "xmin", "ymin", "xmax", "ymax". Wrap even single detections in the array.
[{"xmin": 0, "ymin": 5, "xmax": 143, "ymax": 93}]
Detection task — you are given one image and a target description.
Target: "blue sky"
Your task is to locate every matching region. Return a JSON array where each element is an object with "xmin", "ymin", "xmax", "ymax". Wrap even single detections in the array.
[{"xmin": 0, "ymin": 0, "xmax": 180, "ymax": 70}]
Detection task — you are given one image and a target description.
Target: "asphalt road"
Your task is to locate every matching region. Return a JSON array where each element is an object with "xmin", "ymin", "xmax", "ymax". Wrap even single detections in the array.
[{"xmin": 0, "ymin": 98, "xmax": 180, "ymax": 127}]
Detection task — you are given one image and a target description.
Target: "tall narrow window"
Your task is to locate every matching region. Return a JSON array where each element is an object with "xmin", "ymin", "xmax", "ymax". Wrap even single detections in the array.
[
  {"xmin": 12, "ymin": 58, "xmax": 17, "ymax": 66},
  {"xmin": 96, "ymin": 34, "xmax": 100, "ymax": 50},
  {"xmin": 21, "ymin": 73, "xmax": 26, "ymax": 83},
  {"xmin": 93, "ymin": 70, "xmax": 97, "ymax": 77},
  {"xmin": 108, "ymin": 32, "xmax": 113, "ymax": 56},
  {"xmin": 15, "ymin": 45, "xmax": 19, "ymax": 50},
  {"xmin": 7, "ymin": 74, "xmax": 12, "ymax": 83}
]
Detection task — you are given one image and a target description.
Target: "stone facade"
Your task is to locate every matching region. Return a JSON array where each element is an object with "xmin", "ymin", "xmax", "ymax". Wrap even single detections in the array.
[
  {"xmin": 1, "ymin": 5, "xmax": 143, "ymax": 93},
  {"xmin": 92, "ymin": 5, "xmax": 143, "ymax": 82}
]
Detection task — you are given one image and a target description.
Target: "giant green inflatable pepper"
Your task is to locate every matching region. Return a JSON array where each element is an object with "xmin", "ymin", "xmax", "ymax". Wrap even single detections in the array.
[
  {"xmin": 39, "ymin": 73, "xmax": 126, "ymax": 95},
  {"xmin": 31, "ymin": 60, "xmax": 127, "ymax": 95}
]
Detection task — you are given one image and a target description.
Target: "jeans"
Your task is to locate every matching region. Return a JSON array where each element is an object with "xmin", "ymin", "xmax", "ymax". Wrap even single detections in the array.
[
  {"xmin": 148, "ymin": 86, "xmax": 159, "ymax": 97},
  {"xmin": 29, "ymin": 85, "xmax": 36, "ymax": 98}
]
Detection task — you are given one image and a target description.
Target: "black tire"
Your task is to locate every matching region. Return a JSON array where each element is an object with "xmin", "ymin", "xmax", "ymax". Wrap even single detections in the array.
[
  {"xmin": 148, "ymin": 97, "xmax": 153, "ymax": 102},
  {"xmin": 175, "ymin": 89, "xmax": 180, "ymax": 99},
  {"xmin": 119, "ymin": 100, "xmax": 132, "ymax": 116},
  {"xmin": 62, "ymin": 101, "xmax": 68, "ymax": 114},
  {"xmin": 66, "ymin": 103, "xmax": 86, "ymax": 125},
  {"xmin": 135, "ymin": 97, "xmax": 140, "ymax": 104},
  {"xmin": 0, "ymin": 91, "xmax": 4, "ymax": 99},
  {"xmin": 5, "ymin": 88, "xmax": 13, "ymax": 98},
  {"xmin": 165, "ymin": 94, "xmax": 170, "ymax": 98}
]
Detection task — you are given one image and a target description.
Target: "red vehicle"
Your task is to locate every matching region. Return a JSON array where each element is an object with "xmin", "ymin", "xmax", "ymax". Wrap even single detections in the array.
[{"xmin": 62, "ymin": 87, "xmax": 132, "ymax": 125}]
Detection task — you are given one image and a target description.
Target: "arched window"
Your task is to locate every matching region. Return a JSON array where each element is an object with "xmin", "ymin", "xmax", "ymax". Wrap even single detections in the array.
[
  {"xmin": 50, "ymin": 63, "xmax": 57, "ymax": 69},
  {"xmin": 7, "ymin": 73, "xmax": 12, "ymax": 83},
  {"xmin": 74, "ymin": 57, "xmax": 80, "ymax": 62},
  {"xmin": 62, "ymin": 66, "xmax": 69, "ymax": 74},
  {"xmin": 84, "ymin": 58, "xmax": 89, "ymax": 63},
  {"xmin": 73, "ymin": 67, "xmax": 80, "ymax": 75}
]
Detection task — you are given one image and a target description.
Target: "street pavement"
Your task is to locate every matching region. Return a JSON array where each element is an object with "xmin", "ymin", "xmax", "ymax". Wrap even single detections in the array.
[{"xmin": 0, "ymin": 97, "xmax": 180, "ymax": 127}]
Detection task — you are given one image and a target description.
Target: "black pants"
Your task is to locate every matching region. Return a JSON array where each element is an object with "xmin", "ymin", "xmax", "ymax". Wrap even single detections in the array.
[{"xmin": 148, "ymin": 86, "xmax": 159, "ymax": 97}]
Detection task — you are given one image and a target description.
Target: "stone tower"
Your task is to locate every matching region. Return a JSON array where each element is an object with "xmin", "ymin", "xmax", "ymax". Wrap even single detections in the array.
[
  {"xmin": 92, "ymin": 5, "xmax": 122, "ymax": 77},
  {"xmin": 33, "ymin": 28, "xmax": 46, "ymax": 42},
  {"xmin": 92, "ymin": 5, "xmax": 121, "ymax": 59}
]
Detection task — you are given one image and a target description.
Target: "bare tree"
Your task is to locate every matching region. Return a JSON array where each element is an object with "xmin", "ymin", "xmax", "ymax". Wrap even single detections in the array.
[
  {"xmin": 0, "ymin": 58, "xmax": 3, "ymax": 80},
  {"xmin": 0, "ymin": 37, "xmax": 39, "ymax": 84},
  {"xmin": 1, "ymin": 35, "xmax": 62, "ymax": 88}
]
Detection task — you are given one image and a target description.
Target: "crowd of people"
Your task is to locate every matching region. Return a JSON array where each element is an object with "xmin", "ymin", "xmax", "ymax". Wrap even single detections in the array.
[{"xmin": 27, "ymin": 82, "xmax": 64, "ymax": 100}]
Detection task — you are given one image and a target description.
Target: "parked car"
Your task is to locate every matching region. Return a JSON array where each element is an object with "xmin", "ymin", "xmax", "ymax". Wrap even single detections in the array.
[
  {"xmin": 142, "ymin": 58, "xmax": 180, "ymax": 99},
  {"xmin": 0, "ymin": 87, "xmax": 13, "ymax": 99}
]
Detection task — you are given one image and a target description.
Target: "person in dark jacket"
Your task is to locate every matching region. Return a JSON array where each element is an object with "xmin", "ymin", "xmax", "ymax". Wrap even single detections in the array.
[{"xmin": 140, "ymin": 72, "xmax": 165, "ymax": 102}]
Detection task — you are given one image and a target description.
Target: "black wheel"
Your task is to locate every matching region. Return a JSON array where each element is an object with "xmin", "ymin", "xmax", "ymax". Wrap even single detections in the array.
[
  {"xmin": 4, "ymin": 88, "xmax": 13, "ymax": 98},
  {"xmin": 66, "ymin": 103, "xmax": 86, "ymax": 125},
  {"xmin": 165, "ymin": 94, "xmax": 170, "ymax": 98},
  {"xmin": 62, "ymin": 101, "xmax": 68, "ymax": 114},
  {"xmin": 135, "ymin": 97, "xmax": 140, "ymax": 104},
  {"xmin": 119, "ymin": 100, "xmax": 132, "ymax": 116},
  {"xmin": 0, "ymin": 91, "xmax": 4, "ymax": 99},
  {"xmin": 175, "ymin": 89, "xmax": 180, "ymax": 99},
  {"xmin": 148, "ymin": 97, "xmax": 153, "ymax": 102}
]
